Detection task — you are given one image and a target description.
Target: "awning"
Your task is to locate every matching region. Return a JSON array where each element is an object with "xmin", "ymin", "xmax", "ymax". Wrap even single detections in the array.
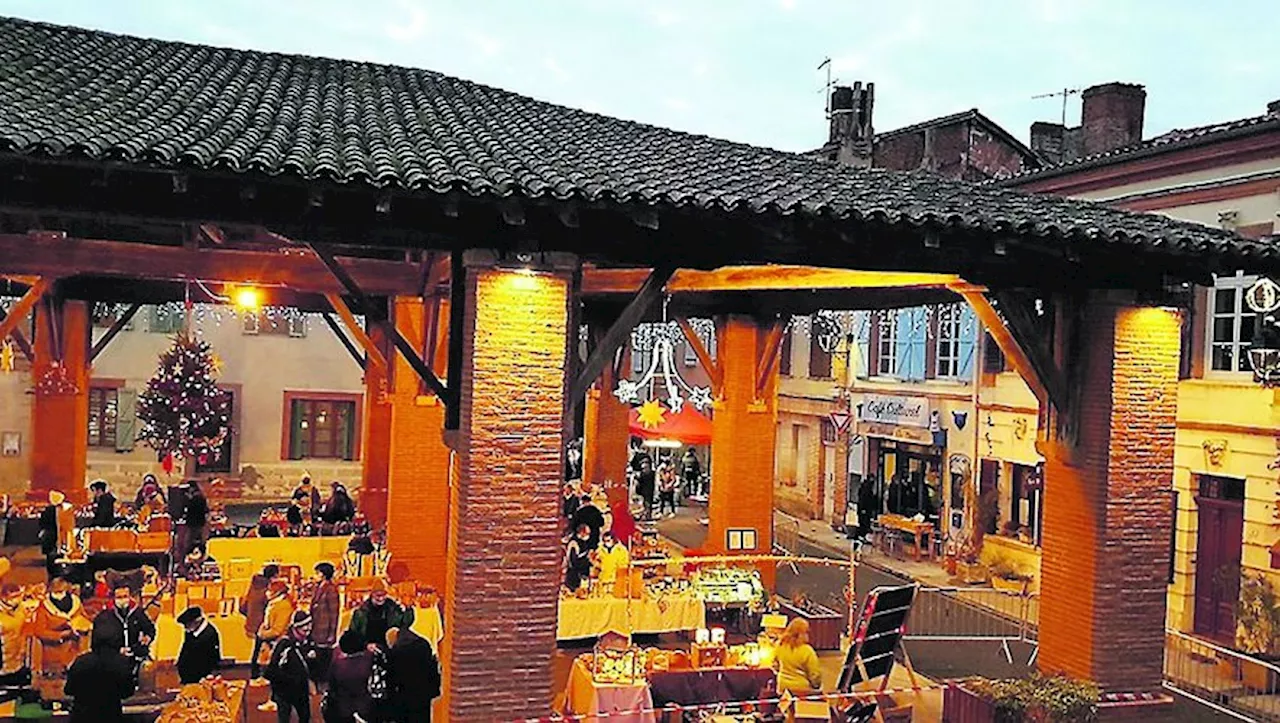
[{"xmin": 628, "ymin": 403, "xmax": 713, "ymax": 446}]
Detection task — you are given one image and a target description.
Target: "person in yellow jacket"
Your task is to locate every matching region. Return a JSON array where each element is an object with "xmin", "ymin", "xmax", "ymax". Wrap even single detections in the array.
[
  {"xmin": 774, "ymin": 618, "xmax": 823, "ymax": 696},
  {"xmin": 0, "ymin": 583, "xmax": 29, "ymax": 687},
  {"xmin": 595, "ymin": 531, "xmax": 631, "ymax": 588},
  {"xmin": 252, "ymin": 578, "xmax": 295, "ymax": 711}
]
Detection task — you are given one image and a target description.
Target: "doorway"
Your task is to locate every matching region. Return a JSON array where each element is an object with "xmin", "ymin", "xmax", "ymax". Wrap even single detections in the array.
[
  {"xmin": 1193, "ymin": 475, "xmax": 1245, "ymax": 643},
  {"xmin": 823, "ymin": 443, "xmax": 837, "ymax": 520}
]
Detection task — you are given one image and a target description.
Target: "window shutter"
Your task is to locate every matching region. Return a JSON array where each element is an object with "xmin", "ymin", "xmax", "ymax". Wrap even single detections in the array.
[
  {"xmin": 115, "ymin": 387, "xmax": 137, "ymax": 452},
  {"xmin": 957, "ymin": 307, "xmax": 977, "ymax": 380},
  {"xmin": 982, "ymin": 332, "xmax": 1005, "ymax": 374},
  {"xmin": 868, "ymin": 311, "xmax": 882, "ymax": 376},
  {"xmin": 925, "ymin": 307, "xmax": 939, "ymax": 379},
  {"xmin": 1181, "ymin": 286, "xmax": 1208, "ymax": 379},
  {"xmin": 779, "ymin": 324, "xmax": 793, "ymax": 376},
  {"xmin": 808, "ymin": 316, "xmax": 832, "ymax": 379}
]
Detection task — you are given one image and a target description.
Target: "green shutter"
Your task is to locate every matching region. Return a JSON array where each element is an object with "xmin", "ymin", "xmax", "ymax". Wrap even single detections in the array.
[{"xmin": 115, "ymin": 387, "xmax": 137, "ymax": 451}]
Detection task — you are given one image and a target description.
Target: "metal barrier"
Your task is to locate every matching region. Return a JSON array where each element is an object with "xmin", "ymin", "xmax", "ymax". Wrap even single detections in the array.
[
  {"xmin": 773, "ymin": 515, "xmax": 802, "ymax": 558},
  {"xmin": 1164, "ymin": 629, "xmax": 1280, "ymax": 722},
  {"xmin": 899, "ymin": 585, "xmax": 1039, "ymax": 665}
]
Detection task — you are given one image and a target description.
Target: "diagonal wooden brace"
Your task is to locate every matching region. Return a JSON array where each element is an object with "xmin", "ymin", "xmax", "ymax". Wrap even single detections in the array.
[
  {"xmin": 570, "ymin": 265, "xmax": 675, "ymax": 405},
  {"xmin": 0, "ymin": 305, "xmax": 34, "ymax": 362},
  {"xmin": 324, "ymin": 294, "xmax": 388, "ymax": 371},
  {"xmin": 676, "ymin": 316, "xmax": 722, "ymax": 396},
  {"xmin": 0, "ymin": 278, "xmax": 49, "ymax": 348},
  {"xmin": 89, "ymin": 303, "xmax": 141, "ymax": 363},
  {"xmin": 319, "ymin": 312, "xmax": 367, "ymax": 370},
  {"xmin": 755, "ymin": 316, "xmax": 787, "ymax": 400}
]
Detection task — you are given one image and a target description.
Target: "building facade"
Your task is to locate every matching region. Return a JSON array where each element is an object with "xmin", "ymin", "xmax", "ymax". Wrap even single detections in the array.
[{"xmin": 0, "ymin": 302, "xmax": 366, "ymax": 502}]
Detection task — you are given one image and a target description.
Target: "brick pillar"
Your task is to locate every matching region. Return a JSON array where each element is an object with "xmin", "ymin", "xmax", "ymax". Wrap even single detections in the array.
[
  {"xmin": 31, "ymin": 299, "xmax": 89, "ymax": 502},
  {"xmin": 360, "ymin": 324, "xmax": 392, "ymax": 529},
  {"xmin": 384, "ymin": 297, "xmax": 451, "ymax": 592},
  {"xmin": 443, "ymin": 252, "xmax": 575, "ymax": 720},
  {"xmin": 582, "ymin": 351, "xmax": 630, "ymax": 489},
  {"xmin": 707, "ymin": 315, "xmax": 778, "ymax": 556},
  {"xmin": 1038, "ymin": 301, "xmax": 1178, "ymax": 715}
]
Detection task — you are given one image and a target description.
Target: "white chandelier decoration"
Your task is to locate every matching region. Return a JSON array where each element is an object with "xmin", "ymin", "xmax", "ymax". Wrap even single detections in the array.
[{"xmin": 615, "ymin": 308, "xmax": 715, "ymax": 413}]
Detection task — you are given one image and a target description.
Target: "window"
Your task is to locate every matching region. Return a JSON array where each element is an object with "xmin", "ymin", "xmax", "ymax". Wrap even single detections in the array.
[
  {"xmin": 808, "ymin": 315, "xmax": 833, "ymax": 379},
  {"xmin": 1008, "ymin": 463, "xmax": 1044, "ymax": 546},
  {"xmin": 1198, "ymin": 474, "xmax": 1245, "ymax": 501},
  {"xmin": 779, "ymin": 324, "xmax": 793, "ymax": 376},
  {"xmin": 244, "ymin": 311, "xmax": 307, "ymax": 337},
  {"xmin": 286, "ymin": 395, "xmax": 360, "ymax": 460},
  {"xmin": 87, "ymin": 386, "xmax": 119, "ymax": 448},
  {"xmin": 1206, "ymin": 273, "xmax": 1257, "ymax": 373},
  {"xmin": 876, "ymin": 313, "xmax": 898, "ymax": 376},
  {"xmin": 982, "ymin": 332, "xmax": 1005, "ymax": 374},
  {"xmin": 820, "ymin": 418, "xmax": 837, "ymax": 446},
  {"xmin": 148, "ymin": 305, "xmax": 184, "ymax": 334},
  {"xmin": 935, "ymin": 305, "xmax": 964, "ymax": 378}
]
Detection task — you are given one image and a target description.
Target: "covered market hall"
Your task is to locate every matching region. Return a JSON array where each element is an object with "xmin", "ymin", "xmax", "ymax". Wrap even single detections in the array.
[{"xmin": 1, "ymin": 16, "xmax": 1278, "ymax": 723}]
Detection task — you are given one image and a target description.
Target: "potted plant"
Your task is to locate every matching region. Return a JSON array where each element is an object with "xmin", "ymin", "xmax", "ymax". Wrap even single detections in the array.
[
  {"xmin": 1234, "ymin": 571, "xmax": 1280, "ymax": 692},
  {"xmin": 948, "ymin": 674, "xmax": 1099, "ymax": 722},
  {"xmin": 989, "ymin": 555, "xmax": 1032, "ymax": 595}
]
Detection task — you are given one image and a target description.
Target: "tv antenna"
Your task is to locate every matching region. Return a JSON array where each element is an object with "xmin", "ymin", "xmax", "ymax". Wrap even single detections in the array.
[
  {"xmin": 1032, "ymin": 87, "xmax": 1081, "ymax": 127},
  {"xmin": 818, "ymin": 57, "xmax": 838, "ymax": 118}
]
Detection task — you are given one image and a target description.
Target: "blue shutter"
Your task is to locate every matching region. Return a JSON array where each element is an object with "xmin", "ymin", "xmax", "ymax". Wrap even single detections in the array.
[
  {"xmin": 956, "ymin": 306, "xmax": 977, "ymax": 380},
  {"xmin": 853, "ymin": 311, "xmax": 871, "ymax": 379},
  {"xmin": 895, "ymin": 308, "xmax": 928, "ymax": 381}
]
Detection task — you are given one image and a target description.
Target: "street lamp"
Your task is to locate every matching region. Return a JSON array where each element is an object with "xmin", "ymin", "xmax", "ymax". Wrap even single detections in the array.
[{"xmin": 1245, "ymin": 277, "xmax": 1280, "ymax": 386}]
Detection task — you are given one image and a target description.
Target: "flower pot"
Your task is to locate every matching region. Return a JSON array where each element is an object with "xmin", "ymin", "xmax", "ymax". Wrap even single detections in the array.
[
  {"xmin": 943, "ymin": 683, "xmax": 996, "ymax": 722},
  {"xmin": 958, "ymin": 561, "xmax": 989, "ymax": 585},
  {"xmin": 990, "ymin": 576, "xmax": 1028, "ymax": 595}
]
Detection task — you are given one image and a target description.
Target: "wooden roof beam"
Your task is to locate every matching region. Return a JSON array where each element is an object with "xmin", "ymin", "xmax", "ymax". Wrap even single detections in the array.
[
  {"xmin": 0, "ymin": 232, "xmax": 422, "ymax": 296},
  {"xmin": 581, "ymin": 266, "xmax": 978, "ymax": 295}
]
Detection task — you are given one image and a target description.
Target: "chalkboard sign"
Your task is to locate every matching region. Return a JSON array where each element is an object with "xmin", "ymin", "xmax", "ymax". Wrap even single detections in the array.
[{"xmin": 837, "ymin": 583, "xmax": 918, "ymax": 693}]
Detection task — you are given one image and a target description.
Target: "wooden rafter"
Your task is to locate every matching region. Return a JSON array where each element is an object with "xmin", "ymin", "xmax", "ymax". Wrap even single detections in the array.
[
  {"xmin": 313, "ymin": 245, "xmax": 450, "ymax": 403},
  {"xmin": 324, "ymin": 293, "xmax": 388, "ymax": 371},
  {"xmin": 569, "ymin": 266, "xmax": 675, "ymax": 406},
  {"xmin": 0, "ymin": 279, "xmax": 49, "ymax": 352},
  {"xmin": 675, "ymin": 316, "xmax": 722, "ymax": 395},
  {"xmin": 319, "ymin": 312, "xmax": 366, "ymax": 370},
  {"xmin": 0, "ymin": 305, "xmax": 34, "ymax": 362},
  {"xmin": 755, "ymin": 317, "xmax": 787, "ymax": 399},
  {"xmin": 955, "ymin": 286, "xmax": 1068, "ymax": 417},
  {"xmin": 89, "ymin": 303, "xmax": 141, "ymax": 363},
  {"xmin": 582, "ymin": 266, "xmax": 972, "ymax": 295}
]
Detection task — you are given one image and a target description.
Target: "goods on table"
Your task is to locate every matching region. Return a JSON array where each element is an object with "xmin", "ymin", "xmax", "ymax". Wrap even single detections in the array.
[
  {"xmin": 157, "ymin": 679, "xmax": 237, "ymax": 723},
  {"xmin": 691, "ymin": 641, "xmax": 727, "ymax": 669},
  {"xmin": 589, "ymin": 645, "xmax": 644, "ymax": 685},
  {"xmin": 691, "ymin": 567, "xmax": 763, "ymax": 605}
]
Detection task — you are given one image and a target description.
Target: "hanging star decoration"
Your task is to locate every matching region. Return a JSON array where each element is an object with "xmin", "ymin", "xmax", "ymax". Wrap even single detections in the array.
[
  {"xmin": 636, "ymin": 399, "xmax": 667, "ymax": 429},
  {"xmin": 210, "ymin": 354, "xmax": 224, "ymax": 377},
  {"xmin": 619, "ymin": 335, "xmax": 714, "ymax": 412},
  {"xmin": 0, "ymin": 340, "xmax": 14, "ymax": 373},
  {"xmin": 689, "ymin": 386, "xmax": 714, "ymax": 411}
]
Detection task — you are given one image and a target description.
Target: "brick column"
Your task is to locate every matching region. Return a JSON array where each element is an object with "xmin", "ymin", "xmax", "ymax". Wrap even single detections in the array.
[
  {"xmin": 707, "ymin": 315, "xmax": 778, "ymax": 556},
  {"xmin": 360, "ymin": 324, "xmax": 392, "ymax": 529},
  {"xmin": 383, "ymin": 297, "xmax": 452, "ymax": 591},
  {"xmin": 1038, "ymin": 300, "xmax": 1179, "ymax": 717},
  {"xmin": 442, "ymin": 252, "xmax": 576, "ymax": 720},
  {"xmin": 31, "ymin": 299, "xmax": 89, "ymax": 502},
  {"xmin": 582, "ymin": 351, "xmax": 630, "ymax": 489}
]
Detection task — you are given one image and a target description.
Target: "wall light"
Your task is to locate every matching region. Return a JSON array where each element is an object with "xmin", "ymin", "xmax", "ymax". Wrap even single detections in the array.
[
  {"xmin": 233, "ymin": 286, "xmax": 262, "ymax": 310},
  {"xmin": 1245, "ymin": 277, "xmax": 1280, "ymax": 386}
]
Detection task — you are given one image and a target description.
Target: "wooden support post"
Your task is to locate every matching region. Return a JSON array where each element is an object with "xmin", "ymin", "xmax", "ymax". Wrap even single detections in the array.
[
  {"xmin": 676, "ymin": 316, "xmax": 722, "ymax": 395},
  {"xmin": 0, "ymin": 278, "xmax": 49, "ymax": 345},
  {"xmin": 89, "ymin": 303, "xmax": 141, "ymax": 363},
  {"xmin": 324, "ymin": 293, "xmax": 388, "ymax": 371},
  {"xmin": 569, "ymin": 265, "xmax": 674, "ymax": 405},
  {"xmin": 319, "ymin": 312, "xmax": 366, "ymax": 370}
]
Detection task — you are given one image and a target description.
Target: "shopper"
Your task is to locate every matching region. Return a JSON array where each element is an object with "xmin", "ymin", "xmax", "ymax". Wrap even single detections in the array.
[
  {"xmin": 0, "ymin": 584, "xmax": 30, "ymax": 687},
  {"xmin": 347, "ymin": 580, "xmax": 414, "ymax": 654},
  {"xmin": 91, "ymin": 582, "xmax": 155, "ymax": 677},
  {"xmin": 384, "ymin": 627, "xmax": 441, "ymax": 723},
  {"xmin": 595, "ymin": 531, "xmax": 631, "ymax": 588},
  {"xmin": 242, "ymin": 564, "xmax": 278, "ymax": 683},
  {"xmin": 65, "ymin": 625, "xmax": 136, "ymax": 723},
  {"xmin": 176, "ymin": 606, "xmax": 221, "ymax": 684},
  {"xmin": 563, "ymin": 524, "xmax": 593, "ymax": 592},
  {"xmin": 569, "ymin": 495, "xmax": 604, "ymax": 551},
  {"xmin": 319, "ymin": 483, "xmax": 356, "ymax": 527},
  {"xmin": 775, "ymin": 618, "xmax": 823, "ymax": 695},
  {"xmin": 264, "ymin": 611, "xmax": 315, "ymax": 722},
  {"xmin": 657, "ymin": 459, "xmax": 678, "ymax": 517},
  {"xmin": 254, "ymin": 577, "xmax": 296, "ymax": 709},
  {"xmin": 322, "ymin": 632, "xmax": 374, "ymax": 723},
  {"xmin": 635, "ymin": 456, "xmax": 656, "ymax": 521},
  {"xmin": 88, "ymin": 480, "xmax": 117, "ymax": 528},
  {"xmin": 681, "ymin": 448, "xmax": 702, "ymax": 497},
  {"xmin": 309, "ymin": 562, "xmax": 340, "ymax": 685}
]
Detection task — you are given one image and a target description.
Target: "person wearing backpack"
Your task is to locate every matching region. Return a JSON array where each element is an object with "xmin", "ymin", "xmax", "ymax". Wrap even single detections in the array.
[
  {"xmin": 384, "ymin": 627, "xmax": 441, "ymax": 722},
  {"xmin": 264, "ymin": 610, "xmax": 315, "ymax": 722}
]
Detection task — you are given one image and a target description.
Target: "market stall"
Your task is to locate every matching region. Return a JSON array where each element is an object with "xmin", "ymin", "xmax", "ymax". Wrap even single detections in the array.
[
  {"xmin": 206, "ymin": 535, "xmax": 352, "ymax": 580},
  {"xmin": 557, "ymin": 594, "xmax": 706, "ymax": 641}
]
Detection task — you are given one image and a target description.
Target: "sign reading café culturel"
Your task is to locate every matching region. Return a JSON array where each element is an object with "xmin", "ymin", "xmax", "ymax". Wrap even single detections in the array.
[{"xmin": 858, "ymin": 394, "xmax": 931, "ymax": 428}]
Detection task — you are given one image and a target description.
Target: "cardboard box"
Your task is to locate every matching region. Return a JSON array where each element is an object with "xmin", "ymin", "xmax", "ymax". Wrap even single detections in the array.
[{"xmin": 225, "ymin": 558, "xmax": 254, "ymax": 581}]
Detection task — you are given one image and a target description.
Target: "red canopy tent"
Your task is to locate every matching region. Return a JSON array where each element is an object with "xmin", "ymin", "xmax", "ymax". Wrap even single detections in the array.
[{"xmin": 627, "ymin": 404, "xmax": 713, "ymax": 445}]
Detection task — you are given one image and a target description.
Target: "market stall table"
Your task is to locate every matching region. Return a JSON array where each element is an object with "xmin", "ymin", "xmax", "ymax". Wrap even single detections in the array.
[
  {"xmin": 558, "ymin": 595, "xmax": 706, "ymax": 641},
  {"xmin": 206, "ymin": 535, "xmax": 351, "ymax": 579},
  {"xmin": 876, "ymin": 514, "xmax": 934, "ymax": 562},
  {"xmin": 646, "ymin": 667, "xmax": 777, "ymax": 710},
  {"xmin": 564, "ymin": 657, "xmax": 656, "ymax": 723}
]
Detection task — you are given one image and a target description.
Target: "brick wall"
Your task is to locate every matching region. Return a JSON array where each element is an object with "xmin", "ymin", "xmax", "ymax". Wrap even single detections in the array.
[
  {"xmin": 1039, "ymin": 302, "xmax": 1179, "ymax": 697},
  {"xmin": 31, "ymin": 300, "xmax": 89, "ymax": 502},
  {"xmin": 583, "ymin": 357, "xmax": 630, "ymax": 487},
  {"xmin": 443, "ymin": 257, "xmax": 573, "ymax": 720},
  {"xmin": 708, "ymin": 316, "xmax": 778, "ymax": 554}
]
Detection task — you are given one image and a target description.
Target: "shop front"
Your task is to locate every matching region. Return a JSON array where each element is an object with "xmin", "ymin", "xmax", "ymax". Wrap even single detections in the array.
[{"xmin": 856, "ymin": 394, "xmax": 946, "ymax": 529}]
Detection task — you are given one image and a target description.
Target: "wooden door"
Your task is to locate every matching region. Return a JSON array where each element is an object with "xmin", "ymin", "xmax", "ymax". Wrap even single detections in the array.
[{"xmin": 1194, "ymin": 497, "xmax": 1244, "ymax": 641}]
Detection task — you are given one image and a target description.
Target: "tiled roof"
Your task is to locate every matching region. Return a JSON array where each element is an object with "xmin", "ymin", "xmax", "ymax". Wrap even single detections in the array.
[
  {"xmin": 804, "ymin": 109, "xmax": 1041, "ymax": 167},
  {"xmin": 1000, "ymin": 112, "xmax": 1280, "ymax": 185},
  {"xmin": 0, "ymin": 17, "xmax": 1264, "ymax": 262}
]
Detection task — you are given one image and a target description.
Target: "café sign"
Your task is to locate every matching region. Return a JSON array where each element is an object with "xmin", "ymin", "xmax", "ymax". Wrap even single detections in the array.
[{"xmin": 858, "ymin": 394, "xmax": 931, "ymax": 428}]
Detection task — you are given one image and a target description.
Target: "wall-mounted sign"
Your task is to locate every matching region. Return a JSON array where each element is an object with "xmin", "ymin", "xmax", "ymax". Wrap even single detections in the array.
[
  {"xmin": 857, "ymin": 395, "xmax": 931, "ymax": 428},
  {"xmin": 726, "ymin": 528, "xmax": 758, "ymax": 551},
  {"xmin": 857, "ymin": 422, "xmax": 935, "ymax": 447}
]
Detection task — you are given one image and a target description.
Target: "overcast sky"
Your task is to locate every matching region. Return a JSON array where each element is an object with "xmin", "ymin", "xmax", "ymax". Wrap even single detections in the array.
[{"xmin": 4, "ymin": 0, "xmax": 1275, "ymax": 153}]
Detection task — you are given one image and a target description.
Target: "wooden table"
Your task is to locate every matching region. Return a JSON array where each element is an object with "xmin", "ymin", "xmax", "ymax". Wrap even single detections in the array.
[{"xmin": 877, "ymin": 514, "xmax": 934, "ymax": 561}]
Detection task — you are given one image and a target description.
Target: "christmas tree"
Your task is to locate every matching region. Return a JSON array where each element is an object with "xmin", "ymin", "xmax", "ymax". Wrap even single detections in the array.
[{"xmin": 136, "ymin": 335, "xmax": 231, "ymax": 465}]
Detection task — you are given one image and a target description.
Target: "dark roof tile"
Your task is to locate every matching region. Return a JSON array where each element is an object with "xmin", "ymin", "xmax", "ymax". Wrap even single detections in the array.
[{"xmin": 0, "ymin": 16, "xmax": 1264, "ymax": 261}]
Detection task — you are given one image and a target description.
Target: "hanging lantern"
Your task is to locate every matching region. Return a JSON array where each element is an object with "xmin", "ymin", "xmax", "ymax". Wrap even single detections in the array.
[{"xmin": 1246, "ymin": 277, "xmax": 1280, "ymax": 386}]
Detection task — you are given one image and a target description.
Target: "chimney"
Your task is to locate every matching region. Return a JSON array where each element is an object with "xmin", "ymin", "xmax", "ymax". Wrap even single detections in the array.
[
  {"xmin": 1267, "ymin": 99, "xmax": 1280, "ymax": 116},
  {"xmin": 828, "ymin": 82, "xmax": 874, "ymax": 168},
  {"xmin": 1081, "ymin": 82, "xmax": 1145, "ymax": 156},
  {"xmin": 1030, "ymin": 121, "xmax": 1066, "ymax": 164}
]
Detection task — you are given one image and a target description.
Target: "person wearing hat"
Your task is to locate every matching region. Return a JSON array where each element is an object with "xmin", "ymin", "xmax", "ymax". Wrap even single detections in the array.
[
  {"xmin": 263, "ymin": 610, "xmax": 315, "ymax": 720},
  {"xmin": 347, "ymin": 580, "xmax": 413, "ymax": 654},
  {"xmin": 242, "ymin": 564, "xmax": 279, "ymax": 683},
  {"xmin": 176, "ymin": 606, "xmax": 221, "ymax": 684},
  {"xmin": 64, "ymin": 624, "xmax": 136, "ymax": 723},
  {"xmin": 256, "ymin": 578, "xmax": 295, "ymax": 673},
  {"xmin": 31, "ymin": 576, "xmax": 90, "ymax": 681},
  {"xmin": 309, "ymin": 562, "xmax": 339, "ymax": 685}
]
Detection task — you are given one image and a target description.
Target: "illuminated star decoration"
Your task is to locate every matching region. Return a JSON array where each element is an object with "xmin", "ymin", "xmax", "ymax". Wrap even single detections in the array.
[
  {"xmin": 688, "ymin": 387, "xmax": 713, "ymax": 411},
  {"xmin": 636, "ymin": 399, "xmax": 667, "ymax": 430},
  {"xmin": 0, "ymin": 340, "xmax": 13, "ymax": 373},
  {"xmin": 619, "ymin": 335, "xmax": 714, "ymax": 412},
  {"xmin": 210, "ymin": 354, "xmax": 224, "ymax": 377}
]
